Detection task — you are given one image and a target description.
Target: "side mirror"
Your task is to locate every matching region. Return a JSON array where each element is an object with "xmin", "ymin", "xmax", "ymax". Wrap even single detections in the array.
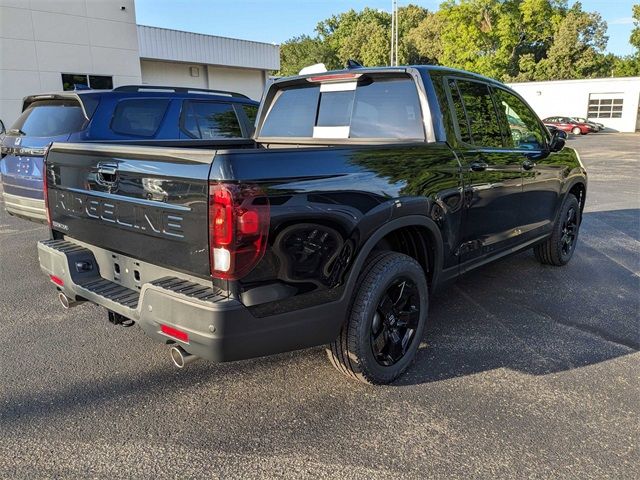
[{"xmin": 548, "ymin": 129, "xmax": 566, "ymax": 152}]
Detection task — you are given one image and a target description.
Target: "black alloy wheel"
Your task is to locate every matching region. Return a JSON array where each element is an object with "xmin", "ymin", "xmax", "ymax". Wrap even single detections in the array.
[
  {"xmin": 327, "ymin": 251, "xmax": 428, "ymax": 384},
  {"xmin": 534, "ymin": 193, "xmax": 581, "ymax": 266},
  {"xmin": 560, "ymin": 205, "xmax": 578, "ymax": 257},
  {"xmin": 370, "ymin": 278, "xmax": 420, "ymax": 366}
]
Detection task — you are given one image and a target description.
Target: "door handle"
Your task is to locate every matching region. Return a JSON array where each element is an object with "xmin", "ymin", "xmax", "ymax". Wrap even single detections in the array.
[
  {"xmin": 522, "ymin": 159, "xmax": 535, "ymax": 171},
  {"xmin": 470, "ymin": 161, "xmax": 488, "ymax": 172}
]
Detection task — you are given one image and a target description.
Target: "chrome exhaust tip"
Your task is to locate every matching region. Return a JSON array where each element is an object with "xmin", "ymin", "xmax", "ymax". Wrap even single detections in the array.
[
  {"xmin": 170, "ymin": 345, "xmax": 199, "ymax": 368},
  {"xmin": 58, "ymin": 292, "xmax": 83, "ymax": 309}
]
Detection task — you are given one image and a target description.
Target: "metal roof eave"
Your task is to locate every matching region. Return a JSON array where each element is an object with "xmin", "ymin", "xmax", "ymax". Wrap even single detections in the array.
[{"xmin": 136, "ymin": 25, "xmax": 280, "ymax": 71}]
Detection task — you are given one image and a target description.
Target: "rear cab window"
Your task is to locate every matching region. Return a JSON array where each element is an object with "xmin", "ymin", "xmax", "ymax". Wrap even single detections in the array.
[
  {"xmin": 260, "ymin": 86, "xmax": 319, "ymax": 138},
  {"xmin": 11, "ymin": 99, "xmax": 87, "ymax": 137},
  {"xmin": 110, "ymin": 99, "xmax": 170, "ymax": 137},
  {"xmin": 258, "ymin": 74, "xmax": 425, "ymax": 141}
]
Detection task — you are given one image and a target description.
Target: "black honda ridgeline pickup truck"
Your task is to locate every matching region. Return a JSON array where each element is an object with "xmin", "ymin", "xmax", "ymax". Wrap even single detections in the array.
[{"xmin": 38, "ymin": 66, "xmax": 586, "ymax": 384}]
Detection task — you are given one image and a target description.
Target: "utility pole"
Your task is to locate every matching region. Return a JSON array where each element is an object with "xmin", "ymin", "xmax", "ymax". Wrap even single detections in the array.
[
  {"xmin": 395, "ymin": 0, "xmax": 398, "ymax": 66},
  {"xmin": 390, "ymin": 0, "xmax": 398, "ymax": 66}
]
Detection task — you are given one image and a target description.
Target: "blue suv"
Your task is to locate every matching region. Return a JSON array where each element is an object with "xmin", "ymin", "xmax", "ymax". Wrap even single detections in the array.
[{"xmin": 0, "ymin": 86, "xmax": 258, "ymax": 223}]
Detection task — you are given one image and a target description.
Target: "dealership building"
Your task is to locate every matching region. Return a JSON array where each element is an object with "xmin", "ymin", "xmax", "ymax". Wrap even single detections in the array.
[
  {"xmin": 1, "ymin": 1, "xmax": 638, "ymax": 132},
  {"xmin": 0, "ymin": 0, "xmax": 280, "ymax": 125},
  {"xmin": 508, "ymin": 77, "xmax": 640, "ymax": 133}
]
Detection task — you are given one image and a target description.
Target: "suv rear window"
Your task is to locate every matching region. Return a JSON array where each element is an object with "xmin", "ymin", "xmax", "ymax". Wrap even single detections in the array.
[
  {"xmin": 11, "ymin": 99, "xmax": 86, "ymax": 137},
  {"xmin": 259, "ymin": 75, "xmax": 424, "ymax": 140},
  {"xmin": 181, "ymin": 101, "xmax": 243, "ymax": 139},
  {"xmin": 111, "ymin": 99, "xmax": 170, "ymax": 137}
]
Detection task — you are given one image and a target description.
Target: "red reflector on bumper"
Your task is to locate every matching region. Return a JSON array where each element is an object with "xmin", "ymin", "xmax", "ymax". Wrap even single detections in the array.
[
  {"xmin": 161, "ymin": 324, "xmax": 189, "ymax": 343},
  {"xmin": 50, "ymin": 275, "xmax": 64, "ymax": 286}
]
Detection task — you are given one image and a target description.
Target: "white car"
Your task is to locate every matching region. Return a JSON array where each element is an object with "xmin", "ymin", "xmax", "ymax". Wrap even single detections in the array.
[{"xmin": 573, "ymin": 117, "xmax": 604, "ymax": 132}]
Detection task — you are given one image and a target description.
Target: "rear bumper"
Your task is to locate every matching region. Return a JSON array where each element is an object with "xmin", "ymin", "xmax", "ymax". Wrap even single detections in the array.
[
  {"xmin": 37, "ymin": 238, "xmax": 344, "ymax": 362},
  {"xmin": 2, "ymin": 192, "xmax": 47, "ymax": 223}
]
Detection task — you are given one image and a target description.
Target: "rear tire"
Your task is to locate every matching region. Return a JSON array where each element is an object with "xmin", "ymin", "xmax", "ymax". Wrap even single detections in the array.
[
  {"xmin": 327, "ymin": 251, "xmax": 428, "ymax": 384},
  {"xmin": 534, "ymin": 193, "xmax": 581, "ymax": 266}
]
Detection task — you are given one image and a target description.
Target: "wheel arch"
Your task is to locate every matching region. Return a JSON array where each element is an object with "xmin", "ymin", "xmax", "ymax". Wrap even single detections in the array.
[
  {"xmin": 342, "ymin": 215, "xmax": 444, "ymax": 296},
  {"xmin": 567, "ymin": 181, "xmax": 587, "ymax": 214}
]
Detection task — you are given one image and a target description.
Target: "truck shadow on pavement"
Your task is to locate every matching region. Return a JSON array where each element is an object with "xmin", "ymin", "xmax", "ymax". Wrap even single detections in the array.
[{"xmin": 398, "ymin": 208, "xmax": 639, "ymax": 386}]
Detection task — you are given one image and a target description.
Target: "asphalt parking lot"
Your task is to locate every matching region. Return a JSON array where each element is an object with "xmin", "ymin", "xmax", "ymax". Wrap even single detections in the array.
[{"xmin": 0, "ymin": 133, "xmax": 638, "ymax": 479}]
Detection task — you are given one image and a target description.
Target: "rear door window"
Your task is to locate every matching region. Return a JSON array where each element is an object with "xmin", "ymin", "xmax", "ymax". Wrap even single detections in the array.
[
  {"xmin": 11, "ymin": 99, "xmax": 86, "ymax": 137},
  {"xmin": 180, "ymin": 101, "xmax": 243, "ymax": 139},
  {"xmin": 450, "ymin": 79, "xmax": 504, "ymax": 148},
  {"xmin": 259, "ymin": 75, "xmax": 424, "ymax": 140},
  {"xmin": 447, "ymin": 79, "xmax": 472, "ymax": 144},
  {"xmin": 110, "ymin": 99, "xmax": 170, "ymax": 137}
]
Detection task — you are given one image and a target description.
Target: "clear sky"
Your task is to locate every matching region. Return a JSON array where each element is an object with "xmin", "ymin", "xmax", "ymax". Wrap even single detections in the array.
[{"xmin": 135, "ymin": 0, "xmax": 637, "ymax": 56}]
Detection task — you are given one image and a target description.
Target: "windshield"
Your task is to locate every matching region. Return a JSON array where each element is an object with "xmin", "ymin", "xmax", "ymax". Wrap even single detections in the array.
[
  {"xmin": 259, "ymin": 74, "xmax": 425, "ymax": 140},
  {"xmin": 11, "ymin": 99, "xmax": 86, "ymax": 137}
]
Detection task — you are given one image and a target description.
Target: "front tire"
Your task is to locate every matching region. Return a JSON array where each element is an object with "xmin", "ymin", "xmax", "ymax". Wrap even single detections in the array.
[
  {"xmin": 572, "ymin": 127, "xmax": 582, "ymax": 135},
  {"xmin": 534, "ymin": 193, "xmax": 581, "ymax": 266},
  {"xmin": 327, "ymin": 251, "xmax": 428, "ymax": 384}
]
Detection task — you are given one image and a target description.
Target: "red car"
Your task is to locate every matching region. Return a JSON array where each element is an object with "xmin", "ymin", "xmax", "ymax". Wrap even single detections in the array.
[{"xmin": 543, "ymin": 116, "xmax": 592, "ymax": 135}]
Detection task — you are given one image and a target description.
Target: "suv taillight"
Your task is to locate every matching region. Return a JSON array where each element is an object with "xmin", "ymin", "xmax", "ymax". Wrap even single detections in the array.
[
  {"xmin": 42, "ymin": 161, "xmax": 51, "ymax": 227},
  {"xmin": 208, "ymin": 182, "xmax": 269, "ymax": 280},
  {"xmin": 42, "ymin": 145, "xmax": 53, "ymax": 227}
]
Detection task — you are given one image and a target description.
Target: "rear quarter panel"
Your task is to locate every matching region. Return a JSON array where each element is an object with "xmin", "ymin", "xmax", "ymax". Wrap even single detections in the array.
[{"xmin": 212, "ymin": 143, "xmax": 463, "ymax": 313}]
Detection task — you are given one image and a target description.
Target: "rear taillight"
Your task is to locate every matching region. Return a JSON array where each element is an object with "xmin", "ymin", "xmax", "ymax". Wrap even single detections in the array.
[{"xmin": 208, "ymin": 183, "xmax": 269, "ymax": 280}]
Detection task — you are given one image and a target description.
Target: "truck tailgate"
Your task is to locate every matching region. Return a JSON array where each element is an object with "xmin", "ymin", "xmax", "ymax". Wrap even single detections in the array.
[{"xmin": 45, "ymin": 143, "xmax": 215, "ymax": 278}]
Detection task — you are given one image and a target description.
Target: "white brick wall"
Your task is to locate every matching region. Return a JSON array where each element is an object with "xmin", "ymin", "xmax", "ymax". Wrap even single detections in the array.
[
  {"xmin": 0, "ymin": 0, "xmax": 142, "ymax": 125},
  {"xmin": 140, "ymin": 60, "xmax": 267, "ymax": 101}
]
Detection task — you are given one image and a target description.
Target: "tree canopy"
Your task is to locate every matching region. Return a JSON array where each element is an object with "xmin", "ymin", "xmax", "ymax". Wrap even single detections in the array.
[{"xmin": 278, "ymin": 1, "xmax": 640, "ymax": 80}]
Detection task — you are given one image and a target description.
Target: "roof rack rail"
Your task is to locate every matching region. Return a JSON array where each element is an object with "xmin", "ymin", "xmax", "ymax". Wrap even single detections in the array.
[{"xmin": 112, "ymin": 85, "xmax": 250, "ymax": 99}]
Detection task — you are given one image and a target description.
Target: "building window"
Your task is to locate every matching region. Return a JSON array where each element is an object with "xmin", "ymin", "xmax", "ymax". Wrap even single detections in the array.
[
  {"xmin": 62, "ymin": 73, "xmax": 113, "ymax": 91},
  {"xmin": 588, "ymin": 94, "xmax": 624, "ymax": 119}
]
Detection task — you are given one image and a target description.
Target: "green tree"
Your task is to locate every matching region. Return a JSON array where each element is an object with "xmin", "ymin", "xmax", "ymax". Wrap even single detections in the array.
[
  {"xmin": 395, "ymin": 4, "xmax": 433, "ymax": 64},
  {"xmin": 317, "ymin": 8, "xmax": 391, "ymax": 67},
  {"xmin": 433, "ymin": 0, "xmax": 513, "ymax": 78},
  {"xmin": 278, "ymin": 5, "xmax": 431, "ymax": 75},
  {"xmin": 315, "ymin": 6, "xmax": 431, "ymax": 67},
  {"xmin": 612, "ymin": 55, "xmax": 639, "ymax": 76},
  {"xmin": 278, "ymin": 35, "xmax": 337, "ymax": 76},
  {"xmin": 405, "ymin": 0, "xmax": 569, "ymax": 79},
  {"xmin": 404, "ymin": 11, "xmax": 443, "ymax": 64},
  {"xmin": 277, "ymin": 0, "xmax": 623, "ymax": 81},
  {"xmin": 533, "ymin": 4, "xmax": 610, "ymax": 80},
  {"xmin": 631, "ymin": 4, "xmax": 640, "ymax": 51},
  {"xmin": 417, "ymin": 0, "xmax": 609, "ymax": 81}
]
